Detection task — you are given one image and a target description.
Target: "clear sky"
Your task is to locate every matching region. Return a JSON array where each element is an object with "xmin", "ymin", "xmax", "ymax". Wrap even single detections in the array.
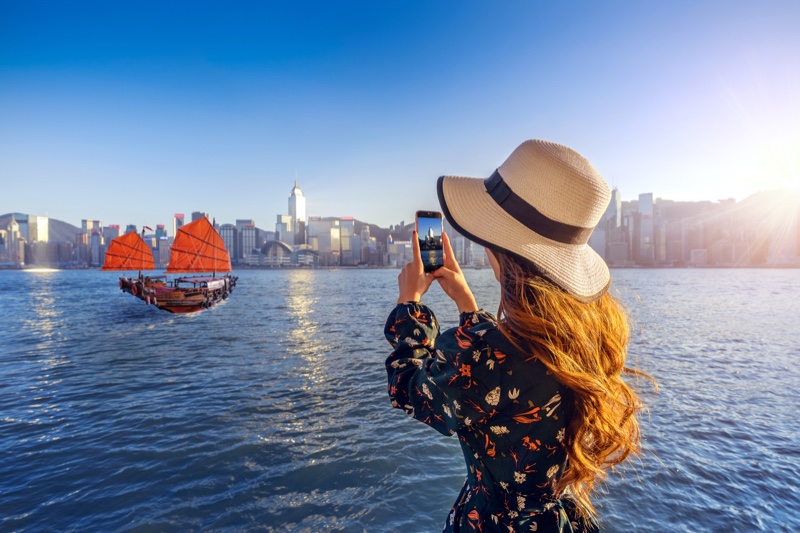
[{"xmin": 2, "ymin": 0, "xmax": 799, "ymax": 230}]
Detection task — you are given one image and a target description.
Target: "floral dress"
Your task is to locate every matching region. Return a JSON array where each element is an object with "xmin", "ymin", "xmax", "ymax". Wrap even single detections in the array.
[{"xmin": 385, "ymin": 303, "xmax": 598, "ymax": 533}]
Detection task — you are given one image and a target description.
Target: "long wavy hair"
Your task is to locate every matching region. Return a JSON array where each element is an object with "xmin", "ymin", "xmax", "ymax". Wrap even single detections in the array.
[{"xmin": 493, "ymin": 251, "xmax": 655, "ymax": 520}]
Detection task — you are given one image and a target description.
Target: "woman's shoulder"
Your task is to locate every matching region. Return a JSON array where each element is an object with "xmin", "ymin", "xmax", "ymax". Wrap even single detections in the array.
[
  {"xmin": 473, "ymin": 324, "xmax": 564, "ymax": 397},
  {"xmin": 439, "ymin": 318, "xmax": 551, "ymax": 375}
]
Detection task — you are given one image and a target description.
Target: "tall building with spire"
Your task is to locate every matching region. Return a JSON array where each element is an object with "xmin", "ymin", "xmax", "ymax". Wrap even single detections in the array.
[{"xmin": 289, "ymin": 181, "xmax": 306, "ymax": 246}]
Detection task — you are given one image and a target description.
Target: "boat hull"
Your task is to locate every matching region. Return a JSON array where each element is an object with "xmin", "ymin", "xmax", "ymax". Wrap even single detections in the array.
[{"xmin": 118, "ymin": 275, "xmax": 237, "ymax": 313}]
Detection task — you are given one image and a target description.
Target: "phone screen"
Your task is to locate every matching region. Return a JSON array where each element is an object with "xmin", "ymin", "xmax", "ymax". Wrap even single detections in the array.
[{"xmin": 416, "ymin": 212, "xmax": 444, "ymax": 272}]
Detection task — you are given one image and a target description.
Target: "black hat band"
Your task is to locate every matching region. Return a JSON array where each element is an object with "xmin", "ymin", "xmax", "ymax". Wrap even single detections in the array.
[{"xmin": 484, "ymin": 170, "xmax": 594, "ymax": 245}]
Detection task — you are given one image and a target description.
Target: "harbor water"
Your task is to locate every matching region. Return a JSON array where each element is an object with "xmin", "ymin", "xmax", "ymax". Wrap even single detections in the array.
[{"xmin": 1, "ymin": 268, "xmax": 798, "ymax": 532}]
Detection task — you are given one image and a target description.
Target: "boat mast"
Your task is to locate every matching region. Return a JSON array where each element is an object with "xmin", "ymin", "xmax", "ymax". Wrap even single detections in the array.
[
  {"xmin": 212, "ymin": 216, "xmax": 216, "ymax": 277},
  {"xmin": 139, "ymin": 227, "xmax": 145, "ymax": 280}
]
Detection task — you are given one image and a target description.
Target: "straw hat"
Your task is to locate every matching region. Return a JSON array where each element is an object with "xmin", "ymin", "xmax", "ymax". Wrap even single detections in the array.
[{"xmin": 437, "ymin": 139, "xmax": 612, "ymax": 302}]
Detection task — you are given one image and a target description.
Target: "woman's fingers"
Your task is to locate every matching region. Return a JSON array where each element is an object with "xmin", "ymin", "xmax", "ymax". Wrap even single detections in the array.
[
  {"xmin": 442, "ymin": 231, "xmax": 460, "ymax": 272},
  {"xmin": 397, "ymin": 251, "xmax": 434, "ymax": 304},
  {"xmin": 432, "ymin": 266, "xmax": 479, "ymax": 313},
  {"xmin": 411, "ymin": 230, "xmax": 424, "ymax": 272}
]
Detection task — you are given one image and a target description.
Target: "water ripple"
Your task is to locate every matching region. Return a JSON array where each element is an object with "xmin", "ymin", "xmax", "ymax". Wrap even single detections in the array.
[{"xmin": 0, "ymin": 268, "xmax": 798, "ymax": 531}]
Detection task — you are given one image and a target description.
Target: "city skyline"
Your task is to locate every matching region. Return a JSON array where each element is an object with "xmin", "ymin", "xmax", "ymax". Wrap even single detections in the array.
[
  {"xmin": 2, "ymin": 2, "xmax": 799, "ymax": 227},
  {"xmin": 5, "ymin": 181, "xmax": 795, "ymax": 239},
  {"xmin": 3, "ymin": 179, "xmax": 798, "ymax": 269}
]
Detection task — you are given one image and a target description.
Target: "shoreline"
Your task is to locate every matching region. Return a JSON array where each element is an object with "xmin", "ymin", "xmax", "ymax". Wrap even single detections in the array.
[{"xmin": 2, "ymin": 264, "xmax": 799, "ymax": 271}]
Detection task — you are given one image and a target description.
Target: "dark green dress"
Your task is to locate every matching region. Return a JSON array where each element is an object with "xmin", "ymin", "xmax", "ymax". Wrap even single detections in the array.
[{"xmin": 385, "ymin": 302, "xmax": 598, "ymax": 533}]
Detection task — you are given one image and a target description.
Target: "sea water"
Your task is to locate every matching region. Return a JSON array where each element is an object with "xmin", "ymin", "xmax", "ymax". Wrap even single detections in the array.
[{"xmin": 0, "ymin": 268, "xmax": 798, "ymax": 532}]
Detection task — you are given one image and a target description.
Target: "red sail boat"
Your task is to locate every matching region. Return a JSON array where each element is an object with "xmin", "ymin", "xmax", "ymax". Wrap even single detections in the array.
[
  {"xmin": 103, "ymin": 217, "xmax": 238, "ymax": 313},
  {"xmin": 102, "ymin": 230, "xmax": 156, "ymax": 299}
]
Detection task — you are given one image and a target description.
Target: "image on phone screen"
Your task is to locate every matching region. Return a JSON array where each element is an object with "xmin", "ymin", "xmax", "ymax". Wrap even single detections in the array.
[{"xmin": 416, "ymin": 214, "xmax": 443, "ymax": 272}]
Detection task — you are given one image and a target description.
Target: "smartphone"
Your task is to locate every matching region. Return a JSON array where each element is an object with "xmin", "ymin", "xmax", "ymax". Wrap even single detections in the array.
[{"xmin": 416, "ymin": 210, "xmax": 444, "ymax": 272}]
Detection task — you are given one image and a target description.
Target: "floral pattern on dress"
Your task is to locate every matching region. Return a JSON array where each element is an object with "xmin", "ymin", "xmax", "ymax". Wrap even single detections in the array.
[{"xmin": 385, "ymin": 302, "xmax": 598, "ymax": 533}]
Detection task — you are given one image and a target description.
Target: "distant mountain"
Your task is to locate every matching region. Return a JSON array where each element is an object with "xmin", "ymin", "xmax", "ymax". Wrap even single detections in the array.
[{"xmin": 0, "ymin": 213, "xmax": 82, "ymax": 243}]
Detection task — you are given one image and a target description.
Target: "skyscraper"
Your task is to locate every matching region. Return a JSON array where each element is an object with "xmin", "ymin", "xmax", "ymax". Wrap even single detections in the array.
[
  {"xmin": 28, "ymin": 215, "xmax": 49, "ymax": 243},
  {"xmin": 241, "ymin": 224, "xmax": 259, "ymax": 261},
  {"xmin": 155, "ymin": 225, "xmax": 167, "ymax": 248},
  {"xmin": 219, "ymin": 224, "xmax": 238, "ymax": 264},
  {"xmin": 173, "ymin": 214, "xmax": 185, "ymax": 238},
  {"xmin": 234, "ymin": 219, "xmax": 255, "ymax": 261},
  {"xmin": 7, "ymin": 218, "xmax": 22, "ymax": 265},
  {"xmin": 638, "ymin": 193, "xmax": 655, "ymax": 265},
  {"xmin": 340, "ymin": 217, "xmax": 356, "ymax": 265},
  {"xmin": 307, "ymin": 217, "xmax": 340, "ymax": 266},
  {"xmin": 275, "ymin": 214, "xmax": 293, "ymax": 245},
  {"xmin": 103, "ymin": 225, "xmax": 120, "ymax": 242},
  {"xmin": 289, "ymin": 181, "xmax": 306, "ymax": 245},
  {"xmin": 90, "ymin": 230, "xmax": 104, "ymax": 267}
]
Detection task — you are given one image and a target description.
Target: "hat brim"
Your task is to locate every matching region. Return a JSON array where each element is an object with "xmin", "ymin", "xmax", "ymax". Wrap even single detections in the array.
[{"xmin": 437, "ymin": 175, "xmax": 611, "ymax": 303}]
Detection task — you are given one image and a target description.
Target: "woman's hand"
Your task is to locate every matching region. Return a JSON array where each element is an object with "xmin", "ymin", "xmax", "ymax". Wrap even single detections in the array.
[
  {"xmin": 432, "ymin": 231, "xmax": 478, "ymax": 313},
  {"xmin": 397, "ymin": 231, "xmax": 435, "ymax": 304}
]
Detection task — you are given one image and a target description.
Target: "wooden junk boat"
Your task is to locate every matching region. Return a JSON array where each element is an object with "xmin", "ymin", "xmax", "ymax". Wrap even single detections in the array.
[{"xmin": 102, "ymin": 217, "xmax": 238, "ymax": 313}]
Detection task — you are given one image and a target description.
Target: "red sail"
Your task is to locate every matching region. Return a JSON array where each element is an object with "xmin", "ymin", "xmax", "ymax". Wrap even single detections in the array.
[
  {"xmin": 101, "ymin": 232, "xmax": 155, "ymax": 271},
  {"xmin": 165, "ymin": 216, "xmax": 232, "ymax": 273}
]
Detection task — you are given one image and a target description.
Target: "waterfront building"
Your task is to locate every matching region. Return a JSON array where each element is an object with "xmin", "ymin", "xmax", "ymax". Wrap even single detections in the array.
[
  {"xmin": 289, "ymin": 181, "xmax": 307, "ymax": 246},
  {"xmin": 150, "ymin": 236, "xmax": 170, "ymax": 268},
  {"xmin": 441, "ymin": 220, "xmax": 483, "ymax": 268},
  {"xmin": 607, "ymin": 188, "xmax": 622, "ymax": 229},
  {"xmin": 82, "ymin": 219, "xmax": 102, "ymax": 236},
  {"xmin": 155, "ymin": 224, "xmax": 166, "ymax": 241},
  {"xmin": 453, "ymin": 234, "xmax": 474, "ymax": 267},
  {"xmin": 103, "ymin": 225, "xmax": 121, "ymax": 243},
  {"xmin": 293, "ymin": 245, "xmax": 318, "ymax": 266},
  {"xmin": 598, "ymin": 188, "xmax": 629, "ymax": 265},
  {"xmin": 191, "ymin": 211, "xmax": 208, "ymax": 222},
  {"xmin": 275, "ymin": 214, "xmax": 293, "ymax": 246},
  {"xmin": 8, "ymin": 214, "xmax": 29, "ymax": 242},
  {"xmin": 173, "ymin": 214, "xmax": 184, "ymax": 239},
  {"xmin": 260, "ymin": 240, "xmax": 291, "ymax": 266},
  {"xmin": 125, "ymin": 224, "xmax": 137, "ymax": 235},
  {"xmin": 339, "ymin": 217, "xmax": 356, "ymax": 265},
  {"xmin": 307, "ymin": 217, "xmax": 340, "ymax": 266},
  {"xmin": 661, "ymin": 211, "xmax": 685, "ymax": 266},
  {"xmin": 387, "ymin": 239, "xmax": 412, "ymax": 267},
  {"xmin": 681, "ymin": 218, "xmax": 705, "ymax": 267},
  {"xmin": 358, "ymin": 225, "xmax": 382, "ymax": 265},
  {"xmin": 156, "ymin": 224, "xmax": 170, "ymax": 252},
  {"xmin": 472, "ymin": 244, "xmax": 486, "ymax": 267},
  {"xmin": 589, "ymin": 228, "xmax": 607, "ymax": 262},
  {"xmin": 90, "ymin": 230, "xmax": 104, "ymax": 267},
  {"xmin": 350, "ymin": 232, "xmax": 362, "ymax": 265},
  {"xmin": 241, "ymin": 224, "xmax": 260, "ymax": 261},
  {"xmin": 451, "ymin": 233, "xmax": 465, "ymax": 265},
  {"xmin": 28, "ymin": 215, "xmax": 49, "ymax": 243},
  {"xmin": 219, "ymin": 224, "xmax": 238, "ymax": 264},
  {"xmin": 638, "ymin": 193, "xmax": 655, "ymax": 265},
  {"xmin": 234, "ymin": 219, "xmax": 255, "ymax": 262},
  {"xmin": 6, "ymin": 218, "xmax": 23, "ymax": 265},
  {"xmin": 27, "ymin": 242, "xmax": 49, "ymax": 266},
  {"xmin": 74, "ymin": 232, "xmax": 89, "ymax": 266}
]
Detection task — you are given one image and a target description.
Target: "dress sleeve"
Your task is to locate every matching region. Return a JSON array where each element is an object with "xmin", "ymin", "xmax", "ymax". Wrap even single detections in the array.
[{"xmin": 385, "ymin": 303, "xmax": 512, "ymax": 436}]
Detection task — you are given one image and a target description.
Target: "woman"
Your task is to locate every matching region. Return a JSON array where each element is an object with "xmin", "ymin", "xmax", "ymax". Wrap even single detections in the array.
[{"xmin": 385, "ymin": 140, "xmax": 652, "ymax": 532}]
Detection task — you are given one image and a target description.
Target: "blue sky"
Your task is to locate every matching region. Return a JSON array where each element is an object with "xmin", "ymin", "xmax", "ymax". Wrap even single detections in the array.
[{"xmin": 1, "ymin": 1, "xmax": 799, "ymax": 230}]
